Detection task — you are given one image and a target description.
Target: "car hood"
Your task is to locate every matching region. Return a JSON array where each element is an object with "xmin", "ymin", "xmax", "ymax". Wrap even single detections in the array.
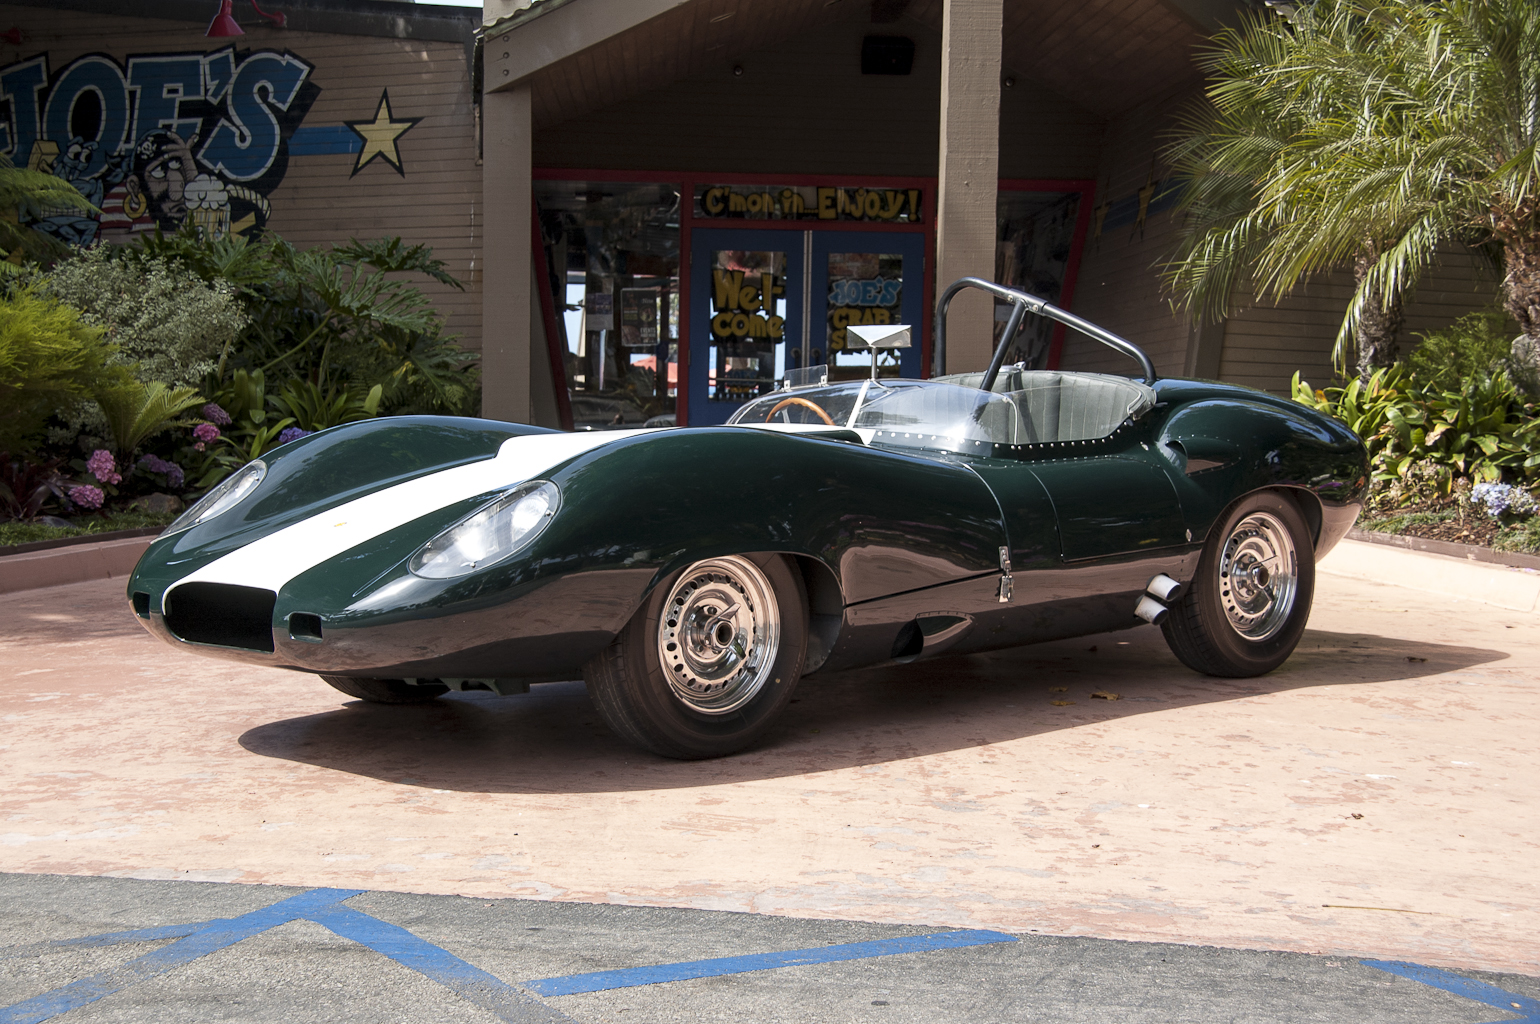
[{"xmin": 153, "ymin": 425, "xmax": 654, "ymax": 598}]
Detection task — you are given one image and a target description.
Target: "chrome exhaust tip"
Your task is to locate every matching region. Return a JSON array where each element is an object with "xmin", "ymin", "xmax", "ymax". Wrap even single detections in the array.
[
  {"xmin": 1134, "ymin": 594, "xmax": 1169, "ymax": 625},
  {"xmin": 1145, "ymin": 573, "xmax": 1184, "ymax": 603}
]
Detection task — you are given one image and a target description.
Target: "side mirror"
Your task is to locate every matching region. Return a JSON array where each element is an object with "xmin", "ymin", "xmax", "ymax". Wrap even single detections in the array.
[{"xmin": 845, "ymin": 324, "xmax": 912, "ymax": 379}]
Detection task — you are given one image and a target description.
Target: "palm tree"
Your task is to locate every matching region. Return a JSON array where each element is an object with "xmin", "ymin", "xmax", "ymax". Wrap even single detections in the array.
[
  {"xmin": 1264, "ymin": 0, "xmax": 1540, "ymax": 368},
  {"xmin": 1158, "ymin": 1, "xmax": 1410, "ymax": 377}
]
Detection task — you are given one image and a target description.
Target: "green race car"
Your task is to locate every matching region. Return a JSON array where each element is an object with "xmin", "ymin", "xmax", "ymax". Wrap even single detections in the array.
[{"xmin": 127, "ymin": 279, "xmax": 1368, "ymax": 758}]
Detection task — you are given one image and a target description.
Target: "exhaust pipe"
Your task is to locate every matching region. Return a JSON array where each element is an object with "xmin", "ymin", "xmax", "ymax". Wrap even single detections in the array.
[
  {"xmin": 1134, "ymin": 594, "xmax": 1168, "ymax": 625},
  {"xmin": 1134, "ymin": 575, "xmax": 1186, "ymax": 625},
  {"xmin": 1146, "ymin": 574, "xmax": 1184, "ymax": 602}
]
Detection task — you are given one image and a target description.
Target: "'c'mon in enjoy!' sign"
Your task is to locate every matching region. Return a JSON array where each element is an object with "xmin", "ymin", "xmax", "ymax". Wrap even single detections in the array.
[{"xmin": 696, "ymin": 184, "xmax": 922, "ymax": 222}]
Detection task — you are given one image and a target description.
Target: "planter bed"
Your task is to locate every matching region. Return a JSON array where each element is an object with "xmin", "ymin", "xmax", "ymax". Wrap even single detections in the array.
[{"xmin": 0, "ymin": 526, "xmax": 165, "ymax": 560}]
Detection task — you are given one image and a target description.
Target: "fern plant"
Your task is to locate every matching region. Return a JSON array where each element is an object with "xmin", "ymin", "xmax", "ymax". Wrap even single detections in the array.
[
  {"xmin": 0, "ymin": 153, "xmax": 96, "ymax": 266},
  {"xmin": 94, "ymin": 381, "xmax": 206, "ymax": 457}
]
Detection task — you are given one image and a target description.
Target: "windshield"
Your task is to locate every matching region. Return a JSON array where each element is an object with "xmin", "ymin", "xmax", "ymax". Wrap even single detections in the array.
[{"xmin": 728, "ymin": 379, "xmax": 1028, "ymax": 450}]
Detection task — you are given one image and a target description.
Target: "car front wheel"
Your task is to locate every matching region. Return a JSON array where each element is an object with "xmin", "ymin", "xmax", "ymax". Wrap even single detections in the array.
[
  {"xmin": 1161, "ymin": 491, "xmax": 1314, "ymax": 677},
  {"xmin": 584, "ymin": 554, "xmax": 808, "ymax": 759}
]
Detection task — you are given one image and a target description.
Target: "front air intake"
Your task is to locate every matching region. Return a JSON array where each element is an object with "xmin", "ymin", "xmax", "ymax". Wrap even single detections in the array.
[{"xmin": 163, "ymin": 583, "xmax": 277, "ymax": 652}]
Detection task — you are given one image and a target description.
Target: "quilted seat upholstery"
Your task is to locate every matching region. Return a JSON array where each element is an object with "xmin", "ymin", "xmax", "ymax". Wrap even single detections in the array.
[{"xmin": 938, "ymin": 369, "xmax": 1156, "ymax": 444}]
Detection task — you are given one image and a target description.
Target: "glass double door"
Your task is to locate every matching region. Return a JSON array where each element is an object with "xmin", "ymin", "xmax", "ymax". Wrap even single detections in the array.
[{"xmin": 688, "ymin": 228, "xmax": 926, "ymax": 425}]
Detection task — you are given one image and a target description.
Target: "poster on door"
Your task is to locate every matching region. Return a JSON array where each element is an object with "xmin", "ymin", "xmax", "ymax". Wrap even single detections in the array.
[
  {"xmin": 826, "ymin": 252, "xmax": 904, "ymax": 354},
  {"xmin": 621, "ymin": 287, "xmax": 661, "ymax": 348}
]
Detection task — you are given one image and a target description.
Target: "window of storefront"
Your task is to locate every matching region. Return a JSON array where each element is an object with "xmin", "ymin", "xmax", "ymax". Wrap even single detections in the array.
[
  {"xmin": 534, "ymin": 173, "xmax": 1090, "ymax": 428},
  {"xmin": 534, "ymin": 181, "xmax": 681, "ymax": 429},
  {"xmin": 992, "ymin": 182, "xmax": 1093, "ymax": 369}
]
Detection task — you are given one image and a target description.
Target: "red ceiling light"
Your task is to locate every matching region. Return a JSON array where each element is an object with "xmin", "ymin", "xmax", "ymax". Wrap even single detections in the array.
[
  {"xmin": 206, "ymin": 0, "xmax": 243, "ymax": 36},
  {"xmin": 0, "ymin": 27, "xmax": 24, "ymax": 46},
  {"xmin": 206, "ymin": 0, "xmax": 287, "ymax": 37}
]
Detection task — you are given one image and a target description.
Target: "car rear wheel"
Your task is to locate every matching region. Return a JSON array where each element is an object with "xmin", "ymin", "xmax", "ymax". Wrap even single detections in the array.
[
  {"xmin": 584, "ymin": 554, "xmax": 808, "ymax": 759},
  {"xmin": 320, "ymin": 675, "xmax": 448, "ymax": 704},
  {"xmin": 1160, "ymin": 491, "xmax": 1314, "ymax": 677}
]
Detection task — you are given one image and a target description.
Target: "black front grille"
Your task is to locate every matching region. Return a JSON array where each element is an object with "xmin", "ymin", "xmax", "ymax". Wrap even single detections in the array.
[{"xmin": 164, "ymin": 583, "xmax": 277, "ymax": 652}]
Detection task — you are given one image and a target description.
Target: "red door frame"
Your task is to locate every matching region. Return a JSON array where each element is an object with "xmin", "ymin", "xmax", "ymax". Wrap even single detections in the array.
[{"xmin": 532, "ymin": 168, "xmax": 1093, "ymax": 426}]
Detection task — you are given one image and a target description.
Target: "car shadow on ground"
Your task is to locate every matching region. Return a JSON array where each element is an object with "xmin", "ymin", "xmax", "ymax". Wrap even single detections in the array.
[{"xmin": 236, "ymin": 625, "xmax": 1506, "ymax": 794}]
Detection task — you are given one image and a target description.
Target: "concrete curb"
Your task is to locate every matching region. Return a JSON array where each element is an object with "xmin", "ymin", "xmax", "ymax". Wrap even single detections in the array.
[
  {"xmin": 0, "ymin": 535, "xmax": 152, "ymax": 596},
  {"xmin": 1320, "ymin": 537, "xmax": 1540, "ymax": 615},
  {"xmin": 1346, "ymin": 526, "xmax": 1540, "ymax": 571}
]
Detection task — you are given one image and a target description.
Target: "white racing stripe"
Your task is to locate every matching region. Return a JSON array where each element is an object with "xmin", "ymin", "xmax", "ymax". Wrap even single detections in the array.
[{"xmin": 175, "ymin": 430, "xmax": 646, "ymax": 595}]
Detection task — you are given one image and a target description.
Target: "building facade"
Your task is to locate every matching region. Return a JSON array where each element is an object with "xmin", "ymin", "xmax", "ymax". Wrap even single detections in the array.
[
  {"xmin": 13, "ymin": 0, "xmax": 1496, "ymax": 430},
  {"xmin": 8, "ymin": 0, "xmax": 482, "ymax": 346},
  {"xmin": 483, "ymin": 0, "xmax": 1498, "ymax": 431}
]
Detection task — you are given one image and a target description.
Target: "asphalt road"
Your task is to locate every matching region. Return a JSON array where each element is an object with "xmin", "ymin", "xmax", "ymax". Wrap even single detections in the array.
[{"xmin": 3, "ymin": 873, "xmax": 1537, "ymax": 1024}]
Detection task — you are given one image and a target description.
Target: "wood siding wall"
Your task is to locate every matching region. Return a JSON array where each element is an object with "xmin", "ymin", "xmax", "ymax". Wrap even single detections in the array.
[
  {"xmin": 4, "ymin": 5, "xmax": 483, "ymax": 352},
  {"xmin": 1062, "ymin": 93, "xmax": 1190, "ymax": 378},
  {"xmin": 1220, "ymin": 251, "xmax": 1500, "ymax": 392}
]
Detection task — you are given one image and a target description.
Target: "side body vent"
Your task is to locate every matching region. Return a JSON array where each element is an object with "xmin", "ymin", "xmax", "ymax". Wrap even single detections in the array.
[{"xmin": 164, "ymin": 583, "xmax": 277, "ymax": 653}]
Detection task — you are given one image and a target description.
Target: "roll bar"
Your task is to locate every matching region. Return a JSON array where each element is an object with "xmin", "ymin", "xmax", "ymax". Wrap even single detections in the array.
[{"xmin": 932, "ymin": 277, "xmax": 1157, "ymax": 388}]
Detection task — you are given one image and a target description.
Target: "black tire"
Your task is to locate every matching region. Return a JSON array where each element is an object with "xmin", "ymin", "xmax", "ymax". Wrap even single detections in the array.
[
  {"xmin": 583, "ymin": 554, "xmax": 808, "ymax": 759},
  {"xmin": 320, "ymin": 675, "xmax": 448, "ymax": 704},
  {"xmin": 1161, "ymin": 490, "xmax": 1315, "ymax": 677}
]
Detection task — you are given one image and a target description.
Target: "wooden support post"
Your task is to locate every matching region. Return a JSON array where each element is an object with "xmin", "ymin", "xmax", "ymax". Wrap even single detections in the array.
[
  {"xmin": 935, "ymin": 0, "xmax": 1002, "ymax": 374},
  {"xmin": 481, "ymin": 84, "xmax": 533, "ymax": 422}
]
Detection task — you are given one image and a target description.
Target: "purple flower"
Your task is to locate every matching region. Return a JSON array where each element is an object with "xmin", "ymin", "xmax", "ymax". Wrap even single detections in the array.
[
  {"xmin": 68, "ymin": 484, "xmax": 104, "ymax": 510},
  {"xmin": 202, "ymin": 403, "xmax": 232, "ymax": 426},
  {"xmin": 137, "ymin": 454, "xmax": 185, "ymax": 489},
  {"xmin": 86, "ymin": 449, "xmax": 121, "ymax": 485},
  {"xmin": 1471, "ymin": 482, "xmax": 1539, "ymax": 519},
  {"xmin": 193, "ymin": 422, "xmax": 221, "ymax": 444},
  {"xmin": 277, "ymin": 427, "xmax": 312, "ymax": 445}
]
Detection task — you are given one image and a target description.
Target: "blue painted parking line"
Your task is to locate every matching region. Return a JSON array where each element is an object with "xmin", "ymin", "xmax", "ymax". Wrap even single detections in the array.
[
  {"xmin": 524, "ymin": 929, "xmax": 1019, "ymax": 996},
  {"xmin": 308, "ymin": 904, "xmax": 566, "ymax": 1022},
  {"xmin": 0, "ymin": 888, "xmax": 569, "ymax": 1024},
  {"xmin": 1362, "ymin": 960, "xmax": 1539, "ymax": 1024},
  {"xmin": 7, "ymin": 886, "xmax": 1538, "ymax": 1023},
  {"xmin": 2, "ymin": 888, "xmax": 364, "ymax": 1024}
]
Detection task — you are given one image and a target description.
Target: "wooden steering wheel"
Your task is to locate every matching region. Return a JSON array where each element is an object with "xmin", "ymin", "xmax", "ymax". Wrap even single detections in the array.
[{"xmin": 765, "ymin": 396, "xmax": 836, "ymax": 425}]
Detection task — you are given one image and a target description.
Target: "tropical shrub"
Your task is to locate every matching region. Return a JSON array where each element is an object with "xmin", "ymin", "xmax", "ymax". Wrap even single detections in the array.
[
  {"xmin": 0, "ymin": 153, "xmax": 95, "ymax": 266},
  {"xmin": 137, "ymin": 228, "xmax": 478, "ymax": 416},
  {"xmin": 94, "ymin": 381, "xmax": 206, "ymax": 458},
  {"xmin": 1407, "ymin": 310, "xmax": 1516, "ymax": 392},
  {"xmin": 1295, "ymin": 363, "xmax": 1540, "ymax": 499},
  {"xmin": 43, "ymin": 244, "xmax": 249, "ymax": 391},
  {"xmin": 0, "ymin": 452, "xmax": 67, "ymax": 522},
  {"xmin": 0, "ymin": 287, "xmax": 126, "ymax": 454}
]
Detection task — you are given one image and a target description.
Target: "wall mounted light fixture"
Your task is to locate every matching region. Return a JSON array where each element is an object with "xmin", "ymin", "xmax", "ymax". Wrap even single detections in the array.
[{"xmin": 206, "ymin": 0, "xmax": 287, "ymax": 38}]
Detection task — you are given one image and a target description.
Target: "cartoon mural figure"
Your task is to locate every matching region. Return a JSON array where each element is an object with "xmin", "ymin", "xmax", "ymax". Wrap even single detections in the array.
[
  {"xmin": 98, "ymin": 130, "xmax": 195, "ymax": 237},
  {"xmin": 3, "ymin": 48, "xmax": 317, "ymax": 245},
  {"xmin": 30, "ymin": 137, "xmax": 124, "ymax": 245}
]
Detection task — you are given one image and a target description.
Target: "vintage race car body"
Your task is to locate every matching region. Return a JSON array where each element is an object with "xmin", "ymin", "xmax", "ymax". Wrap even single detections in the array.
[{"xmin": 127, "ymin": 280, "xmax": 1368, "ymax": 757}]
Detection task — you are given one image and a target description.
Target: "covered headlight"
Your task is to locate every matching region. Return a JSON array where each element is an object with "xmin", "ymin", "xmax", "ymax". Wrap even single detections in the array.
[
  {"xmin": 410, "ymin": 480, "xmax": 560, "ymax": 579},
  {"xmin": 162, "ymin": 460, "xmax": 266, "ymax": 535}
]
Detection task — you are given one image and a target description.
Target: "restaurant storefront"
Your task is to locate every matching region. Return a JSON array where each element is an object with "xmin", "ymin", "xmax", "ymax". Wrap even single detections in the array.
[{"xmin": 535, "ymin": 171, "xmax": 1093, "ymax": 429}]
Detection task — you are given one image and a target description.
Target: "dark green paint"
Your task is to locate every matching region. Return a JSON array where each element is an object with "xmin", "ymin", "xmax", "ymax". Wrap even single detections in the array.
[
  {"xmin": 127, "ymin": 416, "xmax": 547, "ymax": 606},
  {"xmin": 128, "ymin": 375, "xmax": 1368, "ymax": 683}
]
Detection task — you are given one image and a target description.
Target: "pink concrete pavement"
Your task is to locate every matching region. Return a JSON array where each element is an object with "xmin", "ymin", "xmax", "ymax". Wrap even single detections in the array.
[{"xmin": 1, "ymin": 553, "xmax": 1535, "ymax": 977}]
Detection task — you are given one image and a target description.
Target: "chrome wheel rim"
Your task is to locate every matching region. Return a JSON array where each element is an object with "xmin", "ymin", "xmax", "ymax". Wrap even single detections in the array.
[
  {"xmin": 1218, "ymin": 512, "xmax": 1298, "ymax": 642},
  {"xmin": 658, "ymin": 556, "xmax": 780, "ymax": 714}
]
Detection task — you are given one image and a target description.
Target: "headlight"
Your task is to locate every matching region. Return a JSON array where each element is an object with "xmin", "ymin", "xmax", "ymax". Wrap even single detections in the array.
[
  {"xmin": 410, "ymin": 481, "xmax": 560, "ymax": 579},
  {"xmin": 163, "ymin": 460, "xmax": 267, "ymax": 535}
]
